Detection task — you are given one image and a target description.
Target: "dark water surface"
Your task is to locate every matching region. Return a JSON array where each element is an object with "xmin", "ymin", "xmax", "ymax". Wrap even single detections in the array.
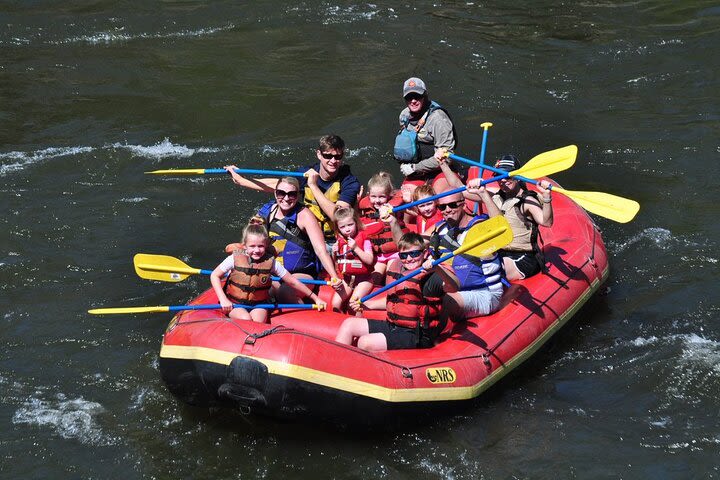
[{"xmin": 2, "ymin": 1, "xmax": 719, "ymax": 478}]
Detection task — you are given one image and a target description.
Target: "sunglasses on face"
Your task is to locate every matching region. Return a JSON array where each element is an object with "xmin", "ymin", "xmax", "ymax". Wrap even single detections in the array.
[
  {"xmin": 404, "ymin": 93, "xmax": 424, "ymax": 102},
  {"xmin": 398, "ymin": 249, "xmax": 424, "ymax": 260},
  {"xmin": 437, "ymin": 201, "xmax": 462, "ymax": 211},
  {"xmin": 275, "ymin": 189, "xmax": 298, "ymax": 199},
  {"xmin": 320, "ymin": 152, "xmax": 344, "ymax": 160}
]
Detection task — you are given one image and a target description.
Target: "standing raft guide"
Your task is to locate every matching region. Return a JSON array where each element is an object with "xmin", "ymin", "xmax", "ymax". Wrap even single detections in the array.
[{"xmin": 90, "ymin": 82, "xmax": 640, "ymax": 424}]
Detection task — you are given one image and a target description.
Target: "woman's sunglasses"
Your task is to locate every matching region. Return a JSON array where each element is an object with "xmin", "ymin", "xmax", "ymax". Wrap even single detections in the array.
[
  {"xmin": 398, "ymin": 250, "xmax": 424, "ymax": 260},
  {"xmin": 437, "ymin": 201, "xmax": 462, "ymax": 211},
  {"xmin": 275, "ymin": 189, "xmax": 298, "ymax": 199},
  {"xmin": 320, "ymin": 152, "xmax": 344, "ymax": 160}
]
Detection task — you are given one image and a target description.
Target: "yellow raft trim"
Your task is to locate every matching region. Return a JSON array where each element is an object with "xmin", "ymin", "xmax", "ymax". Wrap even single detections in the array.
[{"xmin": 160, "ymin": 266, "xmax": 608, "ymax": 403}]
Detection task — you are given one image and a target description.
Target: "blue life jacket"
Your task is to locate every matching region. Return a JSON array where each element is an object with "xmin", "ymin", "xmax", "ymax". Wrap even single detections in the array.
[
  {"xmin": 394, "ymin": 101, "xmax": 455, "ymax": 164},
  {"xmin": 431, "ymin": 215, "xmax": 504, "ymax": 292},
  {"xmin": 257, "ymin": 202, "xmax": 320, "ymax": 275}
]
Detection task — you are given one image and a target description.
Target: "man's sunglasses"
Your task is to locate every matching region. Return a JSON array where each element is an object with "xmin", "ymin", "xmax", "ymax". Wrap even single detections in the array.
[
  {"xmin": 320, "ymin": 152, "xmax": 344, "ymax": 160},
  {"xmin": 437, "ymin": 201, "xmax": 462, "ymax": 211},
  {"xmin": 398, "ymin": 250, "xmax": 424, "ymax": 260},
  {"xmin": 275, "ymin": 189, "xmax": 298, "ymax": 199},
  {"xmin": 404, "ymin": 93, "xmax": 424, "ymax": 102}
]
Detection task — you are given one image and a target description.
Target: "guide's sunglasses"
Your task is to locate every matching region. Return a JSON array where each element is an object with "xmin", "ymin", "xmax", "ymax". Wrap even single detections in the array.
[
  {"xmin": 275, "ymin": 189, "xmax": 298, "ymax": 200},
  {"xmin": 404, "ymin": 93, "xmax": 424, "ymax": 102},
  {"xmin": 437, "ymin": 201, "xmax": 462, "ymax": 211},
  {"xmin": 320, "ymin": 152, "xmax": 344, "ymax": 160},
  {"xmin": 398, "ymin": 250, "xmax": 424, "ymax": 260}
]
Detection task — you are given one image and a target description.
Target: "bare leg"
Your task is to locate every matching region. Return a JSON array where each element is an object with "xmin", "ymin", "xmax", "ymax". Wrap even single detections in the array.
[
  {"xmin": 277, "ymin": 273, "xmax": 314, "ymax": 303},
  {"xmin": 335, "ymin": 316, "xmax": 370, "ymax": 345},
  {"xmin": 503, "ymin": 257, "xmax": 523, "ymax": 281},
  {"xmin": 229, "ymin": 308, "xmax": 251, "ymax": 321},
  {"xmin": 357, "ymin": 333, "xmax": 389, "ymax": 352},
  {"xmin": 350, "ymin": 281, "xmax": 374, "ymax": 308},
  {"xmin": 440, "ymin": 292, "xmax": 466, "ymax": 326},
  {"xmin": 371, "ymin": 263, "xmax": 387, "ymax": 286},
  {"xmin": 332, "ymin": 283, "xmax": 352, "ymax": 312},
  {"xmin": 249, "ymin": 308, "xmax": 269, "ymax": 323}
]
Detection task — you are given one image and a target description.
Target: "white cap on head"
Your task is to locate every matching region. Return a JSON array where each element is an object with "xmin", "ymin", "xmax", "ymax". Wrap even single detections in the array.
[{"xmin": 403, "ymin": 77, "xmax": 427, "ymax": 97}]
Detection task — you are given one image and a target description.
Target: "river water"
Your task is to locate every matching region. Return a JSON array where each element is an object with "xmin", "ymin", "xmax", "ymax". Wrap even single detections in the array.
[{"xmin": 1, "ymin": 1, "xmax": 719, "ymax": 478}]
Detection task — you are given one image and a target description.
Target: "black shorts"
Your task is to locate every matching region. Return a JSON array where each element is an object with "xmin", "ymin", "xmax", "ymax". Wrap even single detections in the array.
[
  {"xmin": 500, "ymin": 250, "xmax": 542, "ymax": 279},
  {"xmin": 367, "ymin": 319, "xmax": 435, "ymax": 350}
]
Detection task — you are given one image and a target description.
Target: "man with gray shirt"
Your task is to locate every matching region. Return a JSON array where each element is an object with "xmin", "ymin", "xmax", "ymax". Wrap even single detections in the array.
[{"xmin": 394, "ymin": 77, "xmax": 457, "ymax": 188}]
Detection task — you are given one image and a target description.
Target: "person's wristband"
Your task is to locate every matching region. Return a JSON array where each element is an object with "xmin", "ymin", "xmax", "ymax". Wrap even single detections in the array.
[{"xmin": 542, "ymin": 196, "xmax": 552, "ymax": 204}]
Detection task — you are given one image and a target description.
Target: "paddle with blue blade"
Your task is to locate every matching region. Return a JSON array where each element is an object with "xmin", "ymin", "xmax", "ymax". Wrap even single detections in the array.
[
  {"xmin": 88, "ymin": 303, "xmax": 323, "ymax": 315},
  {"xmin": 448, "ymin": 148, "xmax": 640, "ymax": 223},
  {"xmin": 359, "ymin": 215, "xmax": 513, "ymax": 304},
  {"xmin": 133, "ymin": 253, "xmax": 330, "ymax": 286},
  {"xmin": 144, "ymin": 168, "xmax": 306, "ymax": 177}
]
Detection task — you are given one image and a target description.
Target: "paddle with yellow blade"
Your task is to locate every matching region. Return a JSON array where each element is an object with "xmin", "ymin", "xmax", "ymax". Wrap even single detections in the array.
[
  {"xmin": 448, "ymin": 150, "xmax": 640, "ymax": 223},
  {"xmin": 360, "ymin": 215, "xmax": 513, "ymax": 303},
  {"xmin": 88, "ymin": 303, "xmax": 323, "ymax": 315},
  {"xmin": 392, "ymin": 144, "xmax": 578, "ymax": 214},
  {"xmin": 133, "ymin": 253, "xmax": 331, "ymax": 286},
  {"xmin": 144, "ymin": 167, "xmax": 306, "ymax": 177}
]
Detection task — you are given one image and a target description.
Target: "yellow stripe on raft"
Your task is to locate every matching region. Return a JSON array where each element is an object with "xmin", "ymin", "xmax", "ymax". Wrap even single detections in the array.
[{"xmin": 160, "ymin": 266, "xmax": 608, "ymax": 403}]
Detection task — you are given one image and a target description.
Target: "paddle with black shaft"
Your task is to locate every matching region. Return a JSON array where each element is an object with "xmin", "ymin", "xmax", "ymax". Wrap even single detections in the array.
[
  {"xmin": 133, "ymin": 253, "xmax": 331, "ymax": 286},
  {"xmin": 390, "ymin": 144, "xmax": 578, "ymax": 214},
  {"xmin": 88, "ymin": 303, "xmax": 323, "ymax": 315},
  {"xmin": 144, "ymin": 167, "xmax": 306, "ymax": 177},
  {"xmin": 448, "ymin": 150, "xmax": 640, "ymax": 223},
  {"xmin": 358, "ymin": 216, "xmax": 513, "ymax": 304}
]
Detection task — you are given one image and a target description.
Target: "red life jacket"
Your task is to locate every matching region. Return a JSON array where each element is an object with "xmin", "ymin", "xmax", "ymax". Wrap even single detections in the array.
[
  {"xmin": 384, "ymin": 259, "xmax": 442, "ymax": 330},
  {"xmin": 335, "ymin": 230, "xmax": 371, "ymax": 276},
  {"xmin": 224, "ymin": 251, "xmax": 274, "ymax": 304},
  {"xmin": 358, "ymin": 191, "xmax": 407, "ymax": 254},
  {"xmin": 411, "ymin": 209, "xmax": 444, "ymax": 235}
]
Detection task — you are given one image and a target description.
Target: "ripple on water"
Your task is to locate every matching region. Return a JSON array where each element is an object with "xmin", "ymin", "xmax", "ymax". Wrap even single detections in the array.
[{"xmin": 47, "ymin": 24, "xmax": 236, "ymax": 45}]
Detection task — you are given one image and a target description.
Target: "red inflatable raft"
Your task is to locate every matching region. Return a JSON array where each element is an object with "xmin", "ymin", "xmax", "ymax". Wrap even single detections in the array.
[{"xmin": 158, "ymin": 178, "xmax": 608, "ymax": 424}]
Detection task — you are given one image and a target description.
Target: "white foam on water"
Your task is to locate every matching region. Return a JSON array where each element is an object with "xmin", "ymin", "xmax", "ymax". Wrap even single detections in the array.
[
  {"xmin": 0, "ymin": 146, "xmax": 94, "ymax": 176},
  {"xmin": 48, "ymin": 24, "xmax": 235, "ymax": 45},
  {"xmin": 288, "ymin": 4, "xmax": 396, "ymax": 24},
  {"xmin": 345, "ymin": 145, "xmax": 377, "ymax": 159},
  {"xmin": 679, "ymin": 333, "xmax": 720, "ymax": 373},
  {"xmin": 603, "ymin": 147, "xmax": 641, "ymax": 154},
  {"xmin": 111, "ymin": 138, "xmax": 222, "ymax": 160},
  {"xmin": 118, "ymin": 197, "xmax": 148, "ymax": 203},
  {"xmin": 680, "ymin": 254, "xmax": 717, "ymax": 265},
  {"xmin": 260, "ymin": 144, "xmax": 293, "ymax": 156},
  {"xmin": 601, "ymin": 38, "xmax": 682, "ymax": 60},
  {"xmin": 12, "ymin": 393, "xmax": 115, "ymax": 446},
  {"xmin": 629, "ymin": 336, "xmax": 659, "ymax": 347},
  {"xmin": 129, "ymin": 386, "xmax": 162, "ymax": 410},
  {"xmin": 547, "ymin": 89, "xmax": 570, "ymax": 100},
  {"xmin": 609, "ymin": 227, "xmax": 702, "ymax": 254},
  {"xmin": 321, "ymin": 4, "xmax": 381, "ymax": 24},
  {"xmin": 649, "ymin": 416, "xmax": 672, "ymax": 428}
]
